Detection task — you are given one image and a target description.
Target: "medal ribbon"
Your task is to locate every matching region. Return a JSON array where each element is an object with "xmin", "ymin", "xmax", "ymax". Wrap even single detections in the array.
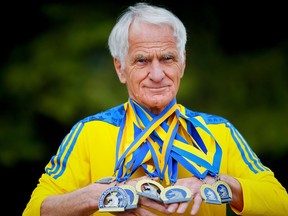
[
  {"xmin": 114, "ymin": 98, "xmax": 177, "ymax": 182},
  {"xmin": 114, "ymin": 98, "xmax": 222, "ymax": 184}
]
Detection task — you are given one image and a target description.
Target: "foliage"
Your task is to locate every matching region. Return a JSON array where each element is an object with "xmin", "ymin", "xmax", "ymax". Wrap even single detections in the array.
[{"xmin": 1, "ymin": 3, "xmax": 287, "ymax": 167}]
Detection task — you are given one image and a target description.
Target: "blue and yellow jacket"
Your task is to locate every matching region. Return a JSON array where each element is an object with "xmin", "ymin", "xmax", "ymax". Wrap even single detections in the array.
[{"xmin": 23, "ymin": 103, "xmax": 288, "ymax": 215}]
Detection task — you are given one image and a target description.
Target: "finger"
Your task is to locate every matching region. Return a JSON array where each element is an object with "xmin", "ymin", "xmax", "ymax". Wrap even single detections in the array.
[
  {"xmin": 190, "ymin": 194, "xmax": 203, "ymax": 215},
  {"xmin": 176, "ymin": 201, "xmax": 190, "ymax": 214},
  {"xmin": 167, "ymin": 202, "xmax": 179, "ymax": 214},
  {"xmin": 139, "ymin": 197, "xmax": 170, "ymax": 214}
]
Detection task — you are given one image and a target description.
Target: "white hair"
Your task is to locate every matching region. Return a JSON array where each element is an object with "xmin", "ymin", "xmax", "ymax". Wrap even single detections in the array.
[{"xmin": 108, "ymin": 2, "xmax": 187, "ymax": 68}]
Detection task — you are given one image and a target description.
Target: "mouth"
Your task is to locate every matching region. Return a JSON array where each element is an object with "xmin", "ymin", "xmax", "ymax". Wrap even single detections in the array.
[{"xmin": 146, "ymin": 86, "xmax": 169, "ymax": 91}]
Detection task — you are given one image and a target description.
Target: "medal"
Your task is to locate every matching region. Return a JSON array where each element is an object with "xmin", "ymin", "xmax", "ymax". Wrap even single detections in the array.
[
  {"xmin": 160, "ymin": 185, "xmax": 193, "ymax": 204},
  {"xmin": 98, "ymin": 186, "xmax": 128, "ymax": 212},
  {"xmin": 200, "ymin": 184, "xmax": 221, "ymax": 205},
  {"xmin": 95, "ymin": 176, "xmax": 116, "ymax": 184},
  {"xmin": 136, "ymin": 179, "xmax": 164, "ymax": 202},
  {"xmin": 213, "ymin": 180, "xmax": 232, "ymax": 203},
  {"xmin": 120, "ymin": 184, "xmax": 139, "ymax": 209}
]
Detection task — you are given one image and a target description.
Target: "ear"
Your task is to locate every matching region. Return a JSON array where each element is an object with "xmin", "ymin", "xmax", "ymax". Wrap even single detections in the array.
[
  {"xmin": 114, "ymin": 58, "xmax": 127, "ymax": 84},
  {"xmin": 180, "ymin": 51, "xmax": 186, "ymax": 78}
]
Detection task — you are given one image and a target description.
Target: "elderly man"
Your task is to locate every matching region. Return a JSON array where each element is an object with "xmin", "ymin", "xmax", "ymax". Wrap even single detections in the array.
[{"xmin": 23, "ymin": 2, "xmax": 288, "ymax": 216}]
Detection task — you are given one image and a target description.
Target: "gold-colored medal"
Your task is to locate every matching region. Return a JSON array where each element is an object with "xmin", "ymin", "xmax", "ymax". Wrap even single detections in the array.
[
  {"xmin": 160, "ymin": 185, "xmax": 193, "ymax": 204},
  {"xmin": 136, "ymin": 179, "xmax": 164, "ymax": 202},
  {"xmin": 120, "ymin": 184, "xmax": 139, "ymax": 209},
  {"xmin": 200, "ymin": 184, "xmax": 222, "ymax": 205},
  {"xmin": 98, "ymin": 186, "xmax": 128, "ymax": 212},
  {"xmin": 213, "ymin": 180, "xmax": 232, "ymax": 203}
]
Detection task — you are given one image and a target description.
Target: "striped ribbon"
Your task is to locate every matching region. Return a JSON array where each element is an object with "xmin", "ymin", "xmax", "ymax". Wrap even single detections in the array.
[{"xmin": 114, "ymin": 98, "xmax": 222, "ymax": 185}]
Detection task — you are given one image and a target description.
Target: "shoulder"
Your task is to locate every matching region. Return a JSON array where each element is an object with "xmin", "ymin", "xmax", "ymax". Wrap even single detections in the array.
[
  {"xmin": 78, "ymin": 103, "xmax": 126, "ymax": 127},
  {"xmin": 180, "ymin": 105, "xmax": 229, "ymax": 125}
]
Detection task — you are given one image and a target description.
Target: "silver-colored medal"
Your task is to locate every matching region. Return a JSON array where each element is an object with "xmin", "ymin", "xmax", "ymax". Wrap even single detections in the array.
[
  {"xmin": 136, "ymin": 179, "xmax": 164, "ymax": 202},
  {"xmin": 95, "ymin": 176, "xmax": 116, "ymax": 184},
  {"xmin": 120, "ymin": 184, "xmax": 139, "ymax": 209},
  {"xmin": 160, "ymin": 185, "xmax": 193, "ymax": 204},
  {"xmin": 200, "ymin": 184, "xmax": 222, "ymax": 205},
  {"xmin": 213, "ymin": 180, "xmax": 232, "ymax": 203},
  {"xmin": 98, "ymin": 186, "xmax": 128, "ymax": 212}
]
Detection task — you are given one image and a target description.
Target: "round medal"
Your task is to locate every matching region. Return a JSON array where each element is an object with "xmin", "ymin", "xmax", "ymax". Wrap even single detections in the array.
[
  {"xmin": 95, "ymin": 176, "xmax": 116, "ymax": 184},
  {"xmin": 213, "ymin": 180, "xmax": 232, "ymax": 203},
  {"xmin": 136, "ymin": 179, "xmax": 164, "ymax": 202},
  {"xmin": 98, "ymin": 186, "xmax": 128, "ymax": 212},
  {"xmin": 160, "ymin": 185, "xmax": 193, "ymax": 204},
  {"xmin": 120, "ymin": 184, "xmax": 139, "ymax": 209},
  {"xmin": 200, "ymin": 184, "xmax": 222, "ymax": 205}
]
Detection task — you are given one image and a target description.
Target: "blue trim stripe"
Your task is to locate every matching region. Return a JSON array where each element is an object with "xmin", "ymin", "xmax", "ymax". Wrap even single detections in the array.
[
  {"xmin": 45, "ymin": 133, "xmax": 69, "ymax": 174},
  {"xmin": 227, "ymin": 123, "xmax": 267, "ymax": 173},
  {"xmin": 232, "ymin": 126, "xmax": 270, "ymax": 172},
  {"xmin": 228, "ymin": 124, "xmax": 258, "ymax": 173},
  {"xmin": 45, "ymin": 122, "xmax": 84, "ymax": 179}
]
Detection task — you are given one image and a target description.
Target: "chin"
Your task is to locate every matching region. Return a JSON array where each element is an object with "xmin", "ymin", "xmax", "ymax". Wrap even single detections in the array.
[{"xmin": 147, "ymin": 97, "xmax": 171, "ymax": 110}]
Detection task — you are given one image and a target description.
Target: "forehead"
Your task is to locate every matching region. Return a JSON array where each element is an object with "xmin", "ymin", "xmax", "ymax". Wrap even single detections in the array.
[{"xmin": 128, "ymin": 22, "xmax": 177, "ymax": 53}]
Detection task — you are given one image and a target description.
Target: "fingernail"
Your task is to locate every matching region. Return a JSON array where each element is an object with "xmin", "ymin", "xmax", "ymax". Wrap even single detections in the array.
[{"xmin": 167, "ymin": 205, "xmax": 175, "ymax": 213}]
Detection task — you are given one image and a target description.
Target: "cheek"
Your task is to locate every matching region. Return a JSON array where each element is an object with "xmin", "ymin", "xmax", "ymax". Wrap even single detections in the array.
[
  {"xmin": 166, "ymin": 70, "xmax": 182, "ymax": 84},
  {"xmin": 129, "ymin": 70, "xmax": 147, "ymax": 84},
  {"xmin": 126, "ymin": 73, "xmax": 140, "ymax": 90}
]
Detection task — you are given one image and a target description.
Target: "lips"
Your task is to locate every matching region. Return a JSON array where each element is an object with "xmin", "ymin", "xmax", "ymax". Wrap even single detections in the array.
[{"xmin": 146, "ymin": 86, "xmax": 168, "ymax": 92}]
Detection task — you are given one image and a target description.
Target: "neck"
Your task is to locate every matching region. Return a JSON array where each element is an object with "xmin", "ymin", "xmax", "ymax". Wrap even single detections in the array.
[
  {"xmin": 130, "ymin": 98, "xmax": 177, "ymax": 116},
  {"xmin": 149, "ymin": 107, "xmax": 163, "ymax": 115}
]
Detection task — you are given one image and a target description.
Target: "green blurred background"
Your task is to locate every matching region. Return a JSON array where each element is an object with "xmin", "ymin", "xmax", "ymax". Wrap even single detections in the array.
[{"xmin": 1, "ymin": 0, "xmax": 287, "ymax": 215}]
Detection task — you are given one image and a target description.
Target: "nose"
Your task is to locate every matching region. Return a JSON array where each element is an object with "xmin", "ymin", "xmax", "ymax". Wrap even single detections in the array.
[{"xmin": 148, "ymin": 60, "xmax": 165, "ymax": 82}]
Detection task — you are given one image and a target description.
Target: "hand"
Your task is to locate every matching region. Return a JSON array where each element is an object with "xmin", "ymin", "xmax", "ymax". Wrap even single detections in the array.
[
  {"xmin": 41, "ymin": 182, "xmax": 113, "ymax": 216},
  {"xmin": 165, "ymin": 175, "xmax": 215, "ymax": 215},
  {"xmin": 165, "ymin": 174, "xmax": 243, "ymax": 215},
  {"xmin": 113, "ymin": 176, "xmax": 171, "ymax": 216}
]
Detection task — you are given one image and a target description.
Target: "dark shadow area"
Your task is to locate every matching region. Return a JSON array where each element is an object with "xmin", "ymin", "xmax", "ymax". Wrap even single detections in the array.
[{"xmin": 1, "ymin": 1, "xmax": 287, "ymax": 215}]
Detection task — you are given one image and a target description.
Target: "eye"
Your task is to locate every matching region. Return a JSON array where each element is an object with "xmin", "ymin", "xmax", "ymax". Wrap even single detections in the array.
[
  {"xmin": 138, "ymin": 57, "xmax": 146, "ymax": 63},
  {"xmin": 135, "ymin": 56, "xmax": 148, "ymax": 65},
  {"xmin": 162, "ymin": 55, "xmax": 174, "ymax": 62}
]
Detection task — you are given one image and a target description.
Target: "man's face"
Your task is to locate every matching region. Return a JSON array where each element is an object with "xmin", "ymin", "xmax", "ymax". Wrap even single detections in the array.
[{"xmin": 114, "ymin": 22, "xmax": 186, "ymax": 114}]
